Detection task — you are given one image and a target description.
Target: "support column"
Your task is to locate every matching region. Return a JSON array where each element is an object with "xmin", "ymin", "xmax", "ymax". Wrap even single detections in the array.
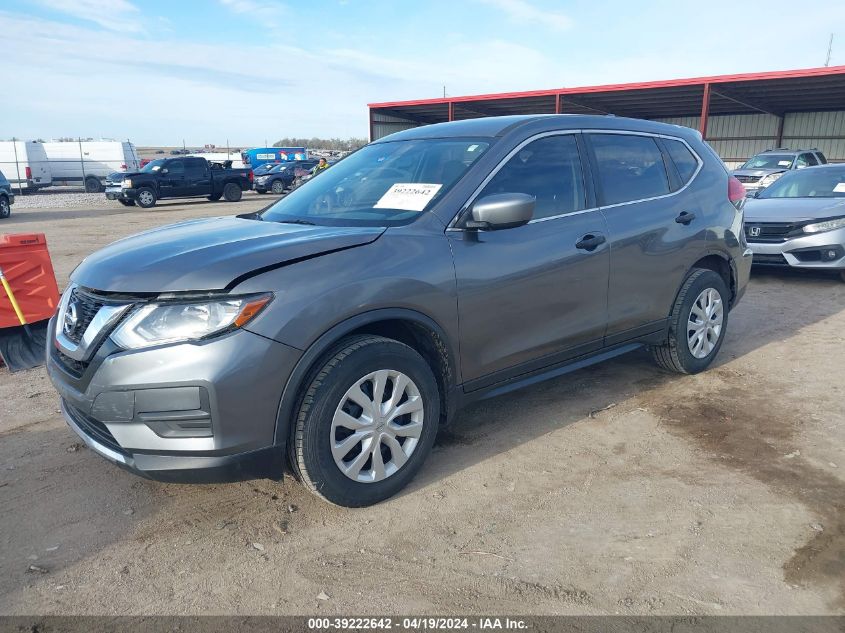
[
  {"xmin": 776, "ymin": 115, "xmax": 784, "ymax": 148},
  {"xmin": 555, "ymin": 94, "xmax": 562, "ymax": 114},
  {"xmin": 699, "ymin": 83, "xmax": 711, "ymax": 139},
  {"xmin": 448, "ymin": 101, "xmax": 454, "ymax": 122},
  {"xmin": 368, "ymin": 109, "xmax": 375, "ymax": 143}
]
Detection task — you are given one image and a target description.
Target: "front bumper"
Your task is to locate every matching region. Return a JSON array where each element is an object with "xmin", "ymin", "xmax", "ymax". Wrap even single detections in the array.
[
  {"xmin": 105, "ymin": 186, "xmax": 130, "ymax": 200},
  {"xmin": 748, "ymin": 226, "xmax": 845, "ymax": 270},
  {"xmin": 47, "ymin": 320, "xmax": 302, "ymax": 482}
]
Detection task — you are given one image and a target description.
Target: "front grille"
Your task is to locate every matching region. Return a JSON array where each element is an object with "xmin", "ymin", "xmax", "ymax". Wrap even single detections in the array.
[
  {"xmin": 735, "ymin": 175, "xmax": 761, "ymax": 184},
  {"xmin": 65, "ymin": 287, "xmax": 106, "ymax": 344},
  {"xmin": 752, "ymin": 253, "xmax": 789, "ymax": 266},
  {"xmin": 64, "ymin": 400, "xmax": 125, "ymax": 455},
  {"xmin": 745, "ymin": 222, "xmax": 805, "ymax": 243}
]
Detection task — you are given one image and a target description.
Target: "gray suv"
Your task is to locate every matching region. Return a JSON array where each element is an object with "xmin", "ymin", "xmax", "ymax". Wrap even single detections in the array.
[
  {"xmin": 732, "ymin": 148, "xmax": 827, "ymax": 194},
  {"xmin": 47, "ymin": 115, "xmax": 751, "ymax": 507}
]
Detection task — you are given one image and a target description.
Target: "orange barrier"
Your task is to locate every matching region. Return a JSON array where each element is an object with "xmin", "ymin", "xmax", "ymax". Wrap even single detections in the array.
[{"xmin": 0, "ymin": 234, "xmax": 60, "ymax": 329}]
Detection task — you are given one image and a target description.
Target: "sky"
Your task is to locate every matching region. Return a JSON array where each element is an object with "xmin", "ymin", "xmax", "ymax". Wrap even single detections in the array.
[{"xmin": 1, "ymin": 0, "xmax": 843, "ymax": 146}]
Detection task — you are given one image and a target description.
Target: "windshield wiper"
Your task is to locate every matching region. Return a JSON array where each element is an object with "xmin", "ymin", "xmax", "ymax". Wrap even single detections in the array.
[{"xmin": 277, "ymin": 219, "xmax": 317, "ymax": 226}]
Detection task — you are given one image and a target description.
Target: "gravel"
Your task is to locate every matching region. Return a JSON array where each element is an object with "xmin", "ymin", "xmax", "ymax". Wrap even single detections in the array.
[{"xmin": 12, "ymin": 190, "xmax": 113, "ymax": 210}]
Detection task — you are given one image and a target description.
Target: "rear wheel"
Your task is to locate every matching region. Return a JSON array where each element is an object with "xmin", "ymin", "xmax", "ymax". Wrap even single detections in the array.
[
  {"xmin": 84, "ymin": 176, "xmax": 102, "ymax": 193},
  {"xmin": 118, "ymin": 199, "xmax": 135, "ymax": 207},
  {"xmin": 271, "ymin": 180, "xmax": 285, "ymax": 194},
  {"xmin": 292, "ymin": 335, "xmax": 440, "ymax": 507},
  {"xmin": 223, "ymin": 182, "xmax": 242, "ymax": 202},
  {"xmin": 136, "ymin": 187, "xmax": 157, "ymax": 209},
  {"xmin": 650, "ymin": 268, "xmax": 730, "ymax": 374},
  {"xmin": 0, "ymin": 196, "xmax": 10, "ymax": 219}
]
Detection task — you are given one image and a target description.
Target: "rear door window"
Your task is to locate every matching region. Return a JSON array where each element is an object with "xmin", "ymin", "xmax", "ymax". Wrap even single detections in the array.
[
  {"xmin": 477, "ymin": 134, "xmax": 586, "ymax": 220},
  {"xmin": 663, "ymin": 138, "xmax": 700, "ymax": 185},
  {"xmin": 589, "ymin": 134, "xmax": 670, "ymax": 205},
  {"xmin": 797, "ymin": 153, "xmax": 818, "ymax": 168},
  {"xmin": 167, "ymin": 160, "xmax": 185, "ymax": 175},
  {"xmin": 185, "ymin": 158, "xmax": 206, "ymax": 179}
]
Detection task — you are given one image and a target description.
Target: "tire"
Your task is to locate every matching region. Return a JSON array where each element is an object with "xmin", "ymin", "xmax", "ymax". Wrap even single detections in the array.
[
  {"xmin": 223, "ymin": 182, "xmax": 242, "ymax": 202},
  {"xmin": 135, "ymin": 187, "xmax": 157, "ymax": 209},
  {"xmin": 84, "ymin": 177, "xmax": 102, "ymax": 193},
  {"xmin": 840, "ymin": 270, "xmax": 845, "ymax": 283},
  {"xmin": 650, "ymin": 268, "xmax": 730, "ymax": 374},
  {"xmin": 271, "ymin": 180, "xmax": 285, "ymax": 194},
  {"xmin": 207, "ymin": 193, "xmax": 222, "ymax": 201},
  {"xmin": 292, "ymin": 335, "xmax": 440, "ymax": 507},
  {"xmin": 0, "ymin": 196, "xmax": 10, "ymax": 219},
  {"xmin": 118, "ymin": 199, "xmax": 136, "ymax": 207}
]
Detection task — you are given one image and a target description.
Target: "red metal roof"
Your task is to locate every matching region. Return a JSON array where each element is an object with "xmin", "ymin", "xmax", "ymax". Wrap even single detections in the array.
[{"xmin": 368, "ymin": 65, "xmax": 845, "ymax": 109}]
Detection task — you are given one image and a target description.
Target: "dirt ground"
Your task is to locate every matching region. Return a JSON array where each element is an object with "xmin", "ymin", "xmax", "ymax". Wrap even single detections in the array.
[{"xmin": 0, "ymin": 192, "xmax": 843, "ymax": 616}]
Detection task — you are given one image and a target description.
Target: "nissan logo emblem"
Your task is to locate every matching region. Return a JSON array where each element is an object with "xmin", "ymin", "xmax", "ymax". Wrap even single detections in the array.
[{"xmin": 63, "ymin": 302, "xmax": 80, "ymax": 335}]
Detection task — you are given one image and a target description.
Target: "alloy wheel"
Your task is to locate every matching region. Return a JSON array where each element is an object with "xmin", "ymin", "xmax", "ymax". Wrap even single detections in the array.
[{"xmin": 330, "ymin": 369, "xmax": 424, "ymax": 483}]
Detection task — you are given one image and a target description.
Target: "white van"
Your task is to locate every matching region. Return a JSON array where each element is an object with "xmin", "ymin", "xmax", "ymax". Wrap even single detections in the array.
[
  {"xmin": 42, "ymin": 141, "xmax": 140, "ymax": 192},
  {"xmin": 0, "ymin": 141, "xmax": 52, "ymax": 192}
]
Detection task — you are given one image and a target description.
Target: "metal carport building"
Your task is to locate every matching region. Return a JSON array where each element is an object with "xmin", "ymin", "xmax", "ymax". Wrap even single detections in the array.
[{"xmin": 368, "ymin": 65, "xmax": 845, "ymax": 167}]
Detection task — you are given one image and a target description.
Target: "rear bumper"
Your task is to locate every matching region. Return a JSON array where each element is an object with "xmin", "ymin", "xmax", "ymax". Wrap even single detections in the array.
[{"xmin": 748, "ymin": 227, "xmax": 845, "ymax": 270}]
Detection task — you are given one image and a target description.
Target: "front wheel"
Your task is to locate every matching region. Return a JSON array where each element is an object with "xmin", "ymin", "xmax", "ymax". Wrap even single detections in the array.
[
  {"xmin": 650, "ymin": 268, "xmax": 730, "ymax": 374},
  {"xmin": 135, "ymin": 187, "xmax": 157, "ymax": 209},
  {"xmin": 0, "ymin": 196, "xmax": 10, "ymax": 219},
  {"xmin": 292, "ymin": 335, "xmax": 440, "ymax": 507},
  {"xmin": 271, "ymin": 180, "xmax": 285, "ymax": 194},
  {"xmin": 223, "ymin": 182, "xmax": 242, "ymax": 202}
]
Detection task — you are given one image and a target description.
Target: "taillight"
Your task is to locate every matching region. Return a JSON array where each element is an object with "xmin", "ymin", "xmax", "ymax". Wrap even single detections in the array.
[
  {"xmin": 248, "ymin": 170, "xmax": 254, "ymax": 182},
  {"xmin": 728, "ymin": 175, "xmax": 745, "ymax": 209},
  {"xmin": 25, "ymin": 166, "xmax": 32, "ymax": 180}
]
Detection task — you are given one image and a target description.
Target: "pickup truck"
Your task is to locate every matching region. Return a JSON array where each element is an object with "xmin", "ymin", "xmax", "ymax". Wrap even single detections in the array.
[{"xmin": 106, "ymin": 157, "xmax": 253, "ymax": 208}]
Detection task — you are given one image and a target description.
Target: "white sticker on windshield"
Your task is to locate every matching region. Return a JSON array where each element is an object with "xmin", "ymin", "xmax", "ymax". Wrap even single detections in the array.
[
  {"xmin": 778, "ymin": 160, "xmax": 791, "ymax": 166},
  {"xmin": 467, "ymin": 144, "xmax": 480, "ymax": 152},
  {"xmin": 375, "ymin": 183, "xmax": 443, "ymax": 212},
  {"xmin": 833, "ymin": 183, "xmax": 845, "ymax": 193}
]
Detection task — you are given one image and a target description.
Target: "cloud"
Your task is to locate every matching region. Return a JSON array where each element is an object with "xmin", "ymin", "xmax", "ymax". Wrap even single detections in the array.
[
  {"xmin": 218, "ymin": 0, "xmax": 288, "ymax": 29},
  {"xmin": 32, "ymin": 0, "xmax": 143, "ymax": 33},
  {"xmin": 476, "ymin": 0, "xmax": 572, "ymax": 31}
]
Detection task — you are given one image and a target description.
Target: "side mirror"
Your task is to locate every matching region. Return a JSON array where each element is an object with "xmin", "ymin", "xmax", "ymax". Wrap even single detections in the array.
[{"xmin": 466, "ymin": 193, "xmax": 534, "ymax": 230}]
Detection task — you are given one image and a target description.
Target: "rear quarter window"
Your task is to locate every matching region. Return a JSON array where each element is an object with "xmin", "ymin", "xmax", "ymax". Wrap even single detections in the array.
[
  {"xmin": 663, "ymin": 138, "xmax": 700, "ymax": 185},
  {"xmin": 589, "ymin": 134, "xmax": 670, "ymax": 205}
]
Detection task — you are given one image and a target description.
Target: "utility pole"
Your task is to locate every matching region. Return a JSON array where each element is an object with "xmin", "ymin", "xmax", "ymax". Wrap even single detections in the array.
[
  {"xmin": 825, "ymin": 33, "xmax": 834, "ymax": 66},
  {"xmin": 443, "ymin": 85, "xmax": 446, "ymax": 98}
]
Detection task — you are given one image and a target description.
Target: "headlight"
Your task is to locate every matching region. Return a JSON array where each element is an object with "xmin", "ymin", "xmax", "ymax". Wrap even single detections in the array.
[
  {"xmin": 121, "ymin": 179, "xmax": 133, "ymax": 188},
  {"xmin": 758, "ymin": 172, "xmax": 784, "ymax": 187},
  {"xmin": 803, "ymin": 217, "xmax": 845, "ymax": 234},
  {"xmin": 255, "ymin": 176, "xmax": 268, "ymax": 183},
  {"xmin": 110, "ymin": 294, "xmax": 272, "ymax": 350}
]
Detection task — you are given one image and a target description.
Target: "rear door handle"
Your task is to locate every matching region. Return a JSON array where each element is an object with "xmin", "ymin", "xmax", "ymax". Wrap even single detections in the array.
[
  {"xmin": 675, "ymin": 211, "xmax": 696, "ymax": 225},
  {"xmin": 575, "ymin": 233, "xmax": 606, "ymax": 251}
]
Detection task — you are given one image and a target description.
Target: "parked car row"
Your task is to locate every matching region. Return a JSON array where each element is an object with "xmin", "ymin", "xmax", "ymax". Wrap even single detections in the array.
[{"xmin": 732, "ymin": 147, "xmax": 828, "ymax": 195}]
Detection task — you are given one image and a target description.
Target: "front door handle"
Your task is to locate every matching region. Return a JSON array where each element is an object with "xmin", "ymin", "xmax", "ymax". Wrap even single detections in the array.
[
  {"xmin": 575, "ymin": 233, "xmax": 606, "ymax": 251},
  {"xmin": 675, "ymin": 211, "xmax": 696, "ymax": 225}
]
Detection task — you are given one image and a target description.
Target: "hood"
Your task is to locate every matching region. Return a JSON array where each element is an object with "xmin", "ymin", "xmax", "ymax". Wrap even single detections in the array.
[
  {"xmin": 732, "ymin": 168, "xmax": 784, "ymax": 178},
  {"xmin": 743, "ymin": 197, "xmax": 845, "ymax": 223},
  {"xmin": 71, "ymin": 216, "xmax": 385, "ymax": 293}
]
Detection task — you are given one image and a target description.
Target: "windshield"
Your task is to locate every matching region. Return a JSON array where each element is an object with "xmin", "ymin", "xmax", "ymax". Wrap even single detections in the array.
[
  {"xmin": 758, "ymin": 167, "xmax": 845, "ymax": 199},
  {"xmin": 140, "ymin": 159, "xmax": 166, "ymax": 172},
  {"xmin": 260, "ymin": 138, "xmax": 490, "ymax": 226},
  {"xmin": 741, "ymin": 154, "xmax": 794, "ymax": 170}
]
